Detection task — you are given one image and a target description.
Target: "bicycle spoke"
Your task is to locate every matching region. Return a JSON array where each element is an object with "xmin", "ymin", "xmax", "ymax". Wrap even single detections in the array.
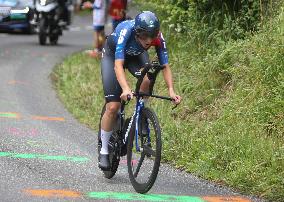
[
  {"xmin": 134, "ymin": 152, "xmax": 145, "ymax": 178},
  {"xmin": 127, "ymin": 107, "xmax": 162, "ymax": 193}
]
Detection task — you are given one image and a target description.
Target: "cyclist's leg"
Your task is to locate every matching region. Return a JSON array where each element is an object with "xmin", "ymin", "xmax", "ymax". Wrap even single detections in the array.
[
  {"xmin": 100, "ymin": 102, "xmax": 120, "ymax": 157},
  {"xmin": 100, "ymin": 45, "xmax": 122, "ymax": 169},
  {"xmin": 101, "ymin": 43, "xmax": 122, "ymax": 128},
  {"xmin": 139, "ymin": 75, "xmax": 151, "ymax": 93},
  {"xmin": 101, "ymin": 102, "xmax": 120, "ymax": 132}
]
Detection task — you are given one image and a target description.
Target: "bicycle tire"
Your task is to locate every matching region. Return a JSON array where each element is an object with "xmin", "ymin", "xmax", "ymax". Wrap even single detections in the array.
[
  {"xmin": 127, "ymin": 107, "xmax": 162, "ymax": 193},
  {"xmin": 98, "ymin": 104, "xmax": 120, "ymax": 179}
]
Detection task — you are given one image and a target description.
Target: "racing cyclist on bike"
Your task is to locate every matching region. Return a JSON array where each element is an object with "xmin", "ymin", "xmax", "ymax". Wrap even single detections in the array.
[{"xmin": 99, "ymin": 11, "xmax": 182, "ymax": 170}]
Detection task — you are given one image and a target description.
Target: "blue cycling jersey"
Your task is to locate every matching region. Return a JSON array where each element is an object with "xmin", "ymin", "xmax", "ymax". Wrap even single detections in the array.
[{"xmin": 110, "ymin": 20, "xmax": 169, "ymax": 65}]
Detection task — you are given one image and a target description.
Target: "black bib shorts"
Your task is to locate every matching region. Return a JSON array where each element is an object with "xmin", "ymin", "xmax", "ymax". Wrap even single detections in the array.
[{"xmin": 101, "ymin": 36, "xmax": 150, "ymax": 103}]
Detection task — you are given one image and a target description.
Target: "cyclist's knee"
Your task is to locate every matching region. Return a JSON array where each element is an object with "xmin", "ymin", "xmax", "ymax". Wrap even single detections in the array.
[
  {"xmin": 140, "ymin": 76, "xmax": 151, "ymax": 92},
  {"xmin": 105, "ymin": 102, "xmax": 120, "ymax": 116},
  {"xmin": 143, "ymin": 76, "xmax": 151, "ymax": 85}
]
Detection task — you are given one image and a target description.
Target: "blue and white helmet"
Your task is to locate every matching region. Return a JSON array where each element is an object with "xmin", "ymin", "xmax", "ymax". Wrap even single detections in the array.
[{"xmin": 134, "ymin": 11, "xmax": 160, "ymax": 38}]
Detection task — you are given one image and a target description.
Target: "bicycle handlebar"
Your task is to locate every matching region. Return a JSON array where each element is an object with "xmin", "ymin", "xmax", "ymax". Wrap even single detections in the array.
[
  {"xmin": 125, "ymin": 92, "xmax": 178, "ymax": 110},
  {"xmin": 127, "ymin": 92, "xmax": 175, "ymax": 103},
  {"xmin": 140, "ymin": 62, "xmax": 164, "ymax": 77},
  {"xmin": 134, "ymin": 62, "xmax": 164, "ymax": 93},
  {"xmin": 127, "ymin": 94, "xmax": 132, "ymax": 101},
  {"xmin": 133, "ymin": 92, "xmax": 172, "ymax": 101},
  {"xmin": 125, "ymin": 62, "xmax": 179, "ymax": 109}
]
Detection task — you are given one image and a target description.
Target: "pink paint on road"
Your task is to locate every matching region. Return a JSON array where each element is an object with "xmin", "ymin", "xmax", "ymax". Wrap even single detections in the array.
[
  {"xmin": 120, "ymin": 159, "xmax": 138, "ymax": 165},
  {"xmin": 7, "ymin": 127, "xmax": 39, "ymax": 137}
]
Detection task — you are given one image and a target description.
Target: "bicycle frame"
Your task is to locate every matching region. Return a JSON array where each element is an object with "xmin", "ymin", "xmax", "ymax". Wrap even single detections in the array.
[
  {"xmin": 120, "ymin": 96, "xmax": 144, "ymax": 152},
  {"xmin": 121, "ymin": 62, "xmax": 173, "ymax": 153}
]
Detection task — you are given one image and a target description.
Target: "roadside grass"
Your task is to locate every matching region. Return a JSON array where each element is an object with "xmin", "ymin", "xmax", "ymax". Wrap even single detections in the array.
[
  {"xmin": 53, "ymin": 8, "xmax": 284, "ymax": 202},
  {"xmin": 76, "ymin": 9, "xmax": 92, "ymax": 16},
  {"xmin": 52, "ymin": 53, "xmax": 104, "ymax": 128}
]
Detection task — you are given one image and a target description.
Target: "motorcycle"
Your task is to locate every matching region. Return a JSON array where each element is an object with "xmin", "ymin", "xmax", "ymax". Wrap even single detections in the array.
[{"xmin": 35, "ymin": 0, "xmax": 73, "ymax": 45}]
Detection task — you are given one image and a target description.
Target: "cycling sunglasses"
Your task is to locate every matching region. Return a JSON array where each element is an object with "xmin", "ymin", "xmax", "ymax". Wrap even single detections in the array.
[{"xmin": 136, "ymin": 30, "xmax": 159, "ymax": 40}]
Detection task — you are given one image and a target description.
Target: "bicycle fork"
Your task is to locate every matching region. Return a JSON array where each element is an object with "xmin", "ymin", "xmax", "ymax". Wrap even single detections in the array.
[{"xmin": 123, "ymin": 98, "xmax": 148, "ymax": 152}]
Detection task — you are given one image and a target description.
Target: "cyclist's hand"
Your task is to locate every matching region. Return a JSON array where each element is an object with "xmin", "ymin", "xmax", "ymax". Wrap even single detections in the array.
[
  {"xmin": 120, "ymin": 88, "xmax": 133, "ymax": 101},
  {"xmin": 169, "ymin": 89, "xmax": 182, "ymax": 105}
]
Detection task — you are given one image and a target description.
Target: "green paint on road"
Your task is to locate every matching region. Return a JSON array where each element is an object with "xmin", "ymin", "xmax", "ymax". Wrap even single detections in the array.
[
  {"xmin": 0, "ymin": 152, "xmax": 90, "ymax": 162},
  {"xmin": 87, "ymin": 192, "xmax": 205, "ymax": 202},
  {"xmin": 24, "ymin": 189, "xmax": 251, "ymax": 202},
  {"xmin": 0, "ymin": 112, "xmax": 18, "ymax": 118}
]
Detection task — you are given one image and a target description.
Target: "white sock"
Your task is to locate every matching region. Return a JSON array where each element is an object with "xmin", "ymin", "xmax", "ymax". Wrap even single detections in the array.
[{"xmin": 100, "ymin": 129, "xmax": 112, "ymax": 155}]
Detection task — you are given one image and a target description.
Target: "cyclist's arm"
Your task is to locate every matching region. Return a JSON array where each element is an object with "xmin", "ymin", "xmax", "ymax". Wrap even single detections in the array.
[
  {"xmin": 162, "ymin": 64, "xmax": 182, "ymax": 104},
  {"xmin": 153, "ymin": 33, "xmax": 173, "ymax": 92},
  {"xmin": 114, "ymin": 25, "xmax": 133, "ymax": 99},
  {"xmin": 162, "ymin": 64, "xmax": 174, "ymax": 94},
  {"xmin": 154, "ymin": 32, "xmax": 169, "ymax": 67},
  {"xmin": 154, "ymin": 33, "xmax": 181, "ymax": 103},
  {"xmin": 114, "ymin": 59, "xmax": 130, "ymax": 91}
]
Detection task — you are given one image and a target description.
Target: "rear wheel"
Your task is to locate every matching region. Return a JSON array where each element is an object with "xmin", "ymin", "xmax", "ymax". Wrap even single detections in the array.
[
  {"xmin": 98, "ymin": 104, "xmax": 120, "ymax": 179},
  {"xmin": 127, "ymin": 107, "xmax": 162, "ymax": 193}
]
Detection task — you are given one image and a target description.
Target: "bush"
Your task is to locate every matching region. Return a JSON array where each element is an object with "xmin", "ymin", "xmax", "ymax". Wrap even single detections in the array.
[{"xmin": 135, "ymin": 0, "xmax": 282, "ymax": 50}]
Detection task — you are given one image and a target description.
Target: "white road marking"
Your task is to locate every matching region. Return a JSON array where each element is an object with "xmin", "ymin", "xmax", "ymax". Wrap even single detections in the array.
[
  {"xmin": 85, "ymin": 25, "xmax": 93, "ymax": 30},
  {"xmin": 69, "ymin": 26, "xmax": 81, "ymax": 32}
]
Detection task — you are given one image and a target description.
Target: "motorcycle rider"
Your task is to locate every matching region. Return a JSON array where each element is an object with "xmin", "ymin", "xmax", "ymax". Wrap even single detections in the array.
[{"xmin": 33, "ymin": 0, "xmax": 71, "ymax": 26}]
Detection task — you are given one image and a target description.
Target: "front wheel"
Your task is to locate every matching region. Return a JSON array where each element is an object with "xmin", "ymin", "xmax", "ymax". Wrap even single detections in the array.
[
  {"xmin": 38, "ymin": 17, "xmax": 47, "ymax": 45},
  {"xmin": 127, "ymin": 107, "xmax": 162, "ymax": 193},
  {"xmin": 49, "ymin": 34, "xmax": 58, "ymax": 45}
]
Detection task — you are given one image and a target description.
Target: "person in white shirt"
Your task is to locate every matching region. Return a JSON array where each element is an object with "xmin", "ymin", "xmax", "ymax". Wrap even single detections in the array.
[{"xmin": 83, "ymin": 0, "xmax": 108, "ymax": 57}]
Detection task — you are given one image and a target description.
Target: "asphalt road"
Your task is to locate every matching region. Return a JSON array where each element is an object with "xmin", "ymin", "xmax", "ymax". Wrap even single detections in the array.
[{"xmin": 0, "ymin": 15, "xmax": 264, "ymax": 202}]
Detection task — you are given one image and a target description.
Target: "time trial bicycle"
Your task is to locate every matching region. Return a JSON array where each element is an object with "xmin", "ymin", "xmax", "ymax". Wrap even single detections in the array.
[{"xmin": 98, "ymin": 61, "xmax": 176, "ymax": 193}]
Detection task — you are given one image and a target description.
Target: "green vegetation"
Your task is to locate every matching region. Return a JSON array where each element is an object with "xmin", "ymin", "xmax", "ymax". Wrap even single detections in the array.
[
  {"xmin": 53, "ymin": 1, "xmax": 284, "ymax": 201},
  {"xmin": 142, "ymin": 0, "xmax": 283, "ymax": 56},
  {"xmin": 52, "ymin": 53, "xmax": 104, "ymax": 127},
  {"xmin": 76, "ymin": 8, "xmax": 92, "ymax": 16}
]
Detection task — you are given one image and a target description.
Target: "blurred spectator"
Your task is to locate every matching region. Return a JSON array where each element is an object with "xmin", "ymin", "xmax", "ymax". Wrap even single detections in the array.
[
  {"xmin": 83, "ymin": 0, "xmax": 108, "ymax": 58},
  {"xmin": 108, "ymin": 0, "xmax": 127, "ymax": 30},
  {"xmin": 74, "ymin": 0, "xmax": 82, "ymax": 12}
]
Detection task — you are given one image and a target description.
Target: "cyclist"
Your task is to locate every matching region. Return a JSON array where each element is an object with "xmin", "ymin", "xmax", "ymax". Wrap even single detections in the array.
[{"xmin": 99, "ymin": 11, "xmax": 181, "ymax": 170}]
